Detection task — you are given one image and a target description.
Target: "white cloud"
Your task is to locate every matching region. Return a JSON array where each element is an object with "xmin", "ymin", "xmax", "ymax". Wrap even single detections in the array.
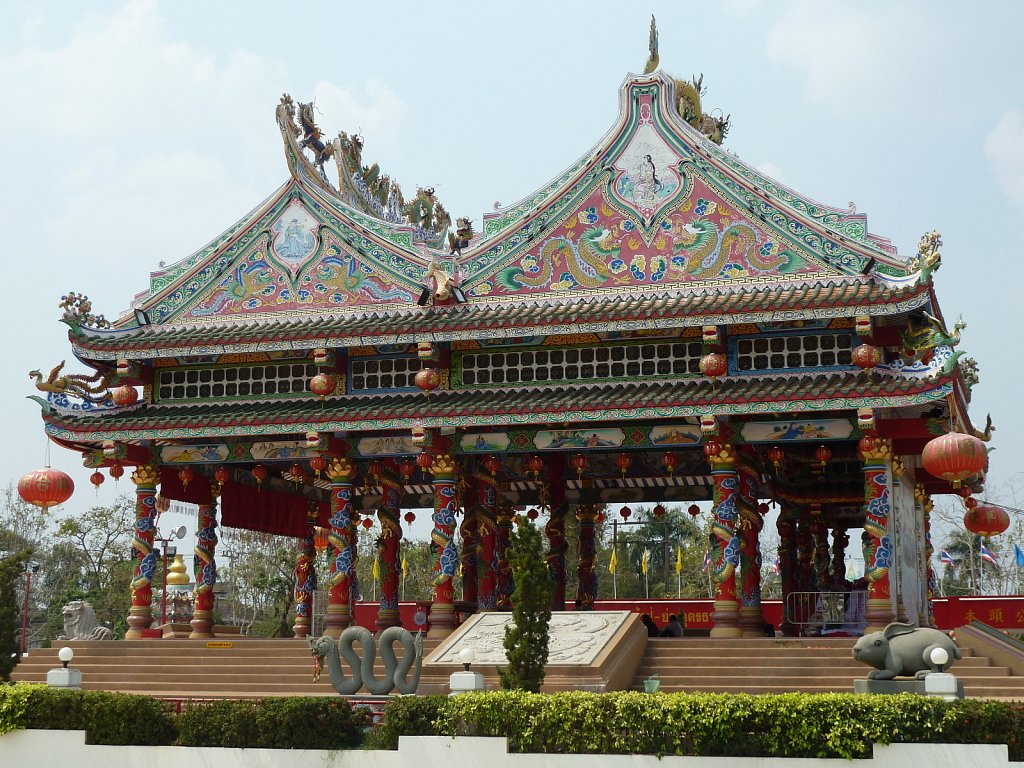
[
  {"xmin": 312, "ymin": 80, "xmax": 409, "ymax": 165},
  {"xmin": 755, "ymin": 161, "xmax": 786, "ymax": 183},
  {"xmin": 985, "ymin": 107, "xmax": 1024, "ymax": 211}
]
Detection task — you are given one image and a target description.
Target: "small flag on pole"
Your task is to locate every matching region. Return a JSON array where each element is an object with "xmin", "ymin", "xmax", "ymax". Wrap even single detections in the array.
[
  {"xmin": 372, "ymin": 555, "xmax": 380, "ymax": 581},
  {"xmin": 1014, "ymin": 544, "xmax": 1024, "ymax": 567},
  {"xmin": 939, "ymin": 549, "xmax": 956, "ymax": 567},
  {"xmin": 401, "ymin": 553, "xmax": 408, "ymax": 579},
  {"xmin": 701, "ymin": 549, "xmax": 710, "ymax": 573},
  {"xmin": 641, "ymin": 550, "xmax": 648, "ymax": 575},
  {"xmin": 609, "ymin": 548, "xmax": 617, "ymax": 574},
  {"xmin": 675, "ymin": 546, "xmax": 683, "ymax": 576},
  {"xmin": 980, "ymin": 545, "xmax": 999, "ymax": 565},
  {"xmin": 772, "ymin": 555, "xmax": 781, "ymax": 575}
]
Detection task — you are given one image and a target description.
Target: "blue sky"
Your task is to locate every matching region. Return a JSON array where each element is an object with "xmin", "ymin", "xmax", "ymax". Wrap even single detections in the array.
[{"xmin": 1, "ymin": 0, "xmax": 1022, "ymax": 548}]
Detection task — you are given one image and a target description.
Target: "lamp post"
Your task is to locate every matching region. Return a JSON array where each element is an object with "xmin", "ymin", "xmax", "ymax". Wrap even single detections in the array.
[
  {"xmin": 154, "ymin": 526, "xmax": 186, "ymax": 627},
  {"xmin": 20, "ymin": 563, "xmax": 40, "ymax": 655}
]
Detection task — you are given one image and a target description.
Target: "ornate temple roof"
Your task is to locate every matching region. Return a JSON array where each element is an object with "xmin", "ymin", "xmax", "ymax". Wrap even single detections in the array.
[{"xmin": 65, "ymin": 70, "xmax": 934, "ymax": 362}]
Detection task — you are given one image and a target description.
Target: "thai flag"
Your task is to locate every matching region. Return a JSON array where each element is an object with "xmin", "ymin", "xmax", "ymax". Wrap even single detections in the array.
[
  {"xmin": 980, "ymin": 545, "xmax": 999, "ymax": 565},
  {"xmin": 701, "ymin": 549, "xmax": 710, "ymax": 573},
  {"xmin": 772, "ymin": 555, "xmax": 781, "ymax": 575},
  {"xmin": 939, "ymin": 549, "xmax": 956, "ymax": 567}
]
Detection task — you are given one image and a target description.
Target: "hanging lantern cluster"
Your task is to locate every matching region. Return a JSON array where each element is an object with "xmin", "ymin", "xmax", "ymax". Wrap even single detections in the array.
[
  {"xmin": 18, "ymin": 467, "xmax": 74, "ymax": 510},
  {"xmin": 852, "ymin": 343, "xmax": 882, "ymax": 371},
  {"xmin": 662, "ymin": 452, "xmax": 678, "ymax": 475},
  {"xmin": 964, "ymin": 503, "xmax": 1010, "ymax": 537},
  {"xmin": 922, "ymin": 432, "xmax": 987, "ymax": 488},
  {"xmin": 111, "ymin": 385, "xmax": 139, "ymax": 406},
  {"xmin": 416, "ymin": 452, "xmax": 433, "ymax": 475}
]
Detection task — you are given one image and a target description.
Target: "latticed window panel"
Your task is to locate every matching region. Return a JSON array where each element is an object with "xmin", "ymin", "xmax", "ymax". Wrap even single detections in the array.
[
  {"xmin": 733, "ymin": 332, "xmax": 854, "ymax": 372},
  {"xmin": 157, "ymin": 362, "xmax": 318, "ymax": 401},
  {"xmin": 458, "ymin": 342, "xmax": 705, "ymax": 387},
  {"xmin": 350, "ymin": 356, "xmax": 419, "ymax": 392}
]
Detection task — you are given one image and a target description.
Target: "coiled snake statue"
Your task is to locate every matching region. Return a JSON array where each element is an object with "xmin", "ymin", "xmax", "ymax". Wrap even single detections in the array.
[{"xmin": 310, "ymin": 625, "xmax": 423, "ymax": 695}]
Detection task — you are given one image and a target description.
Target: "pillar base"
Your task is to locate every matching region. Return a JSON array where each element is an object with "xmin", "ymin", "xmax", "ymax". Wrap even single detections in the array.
[
  {"xmin": 739, "ymin": 605, "xmax": 766, "ymax": 637},
  {"xmin": 189, "ymin": 609, "xmax": 215, "ymax": 639},
  {"xmin": 323, "ymin": 604, "xmax": 352, "ymax": 639},
  {"xmin": 427, "ymin": 602, "xmax": 456, "ymax": 638},
  {"xmin": 375, "ymin": 607, "xmax": 400, "ymax": 631},
  {"xmin": 710, "ymin": 599, "xmax": 741, "ymax": 638},
  {"xmin": 125, "ymin": 605, "xmax": 153, "ymax": 640},
  {"xmin": 865, "ymin": 597, "xmax": 896, "ymax": 634},
  {"xmin": 292, "ymin": 616, "xmax": 311, "ymax": 639}
]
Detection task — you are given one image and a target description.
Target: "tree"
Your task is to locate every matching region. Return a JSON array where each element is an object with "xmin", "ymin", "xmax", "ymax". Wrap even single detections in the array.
[
  {"xmin": 499, "ymin": 518, "xmax": 552, "ymax": 692},
  {"xmin": 0, "ymin": 550, "xmax": 30, "ymax": 681}
]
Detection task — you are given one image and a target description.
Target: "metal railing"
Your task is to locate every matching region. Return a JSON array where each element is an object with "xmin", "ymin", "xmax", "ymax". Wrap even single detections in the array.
[{"xmin": 784, "ymin": 590, "xmax": 866, "ymax": 635}]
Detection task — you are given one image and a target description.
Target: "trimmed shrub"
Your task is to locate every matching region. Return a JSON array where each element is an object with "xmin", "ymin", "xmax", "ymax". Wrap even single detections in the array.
[{"xmin": 364, "ymin": 694, "xmax": 447, "ymax": 750}]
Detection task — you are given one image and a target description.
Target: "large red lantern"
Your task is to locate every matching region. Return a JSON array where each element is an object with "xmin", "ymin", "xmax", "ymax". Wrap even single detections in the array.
[
  {"xmin": 616, "ymin": 454, "xmax": 633, "ymax": 477},
  {"xmin": 814, "ymin": 445, "xmax": 832, "ymax": 470},
  {"xmin": 404, "ymin": 511, "xmax": 416, "ymax": 526},
  {"xmin": 414, "ymin": 368, "xmax": 441, "ymax": 393},
  {"xmin": 964, "ymin": 503, "xmax": 1010, "ymax": 537},
  {"xmin": 653, "ymin": 503, "xmax": 666, "ymax": 518},
  {"xmin": 483, "ymin": 455, "xmax": 501, "ymax": 476},
  {"xmin": 688, "ymin": 503, "xmax": 700, "ymax": 518},
  {"xmin": 416, "ymin": 452, "xmax": 433, "ymax": 471},
  {"xmin": 178, "ymin": 466, "xmax": 194, "ymax": 488},
  {"xmin": 662, "ymin": 452, "xmax": 678, "ymax": 475},
  {"xmin": 399, "ymin": 459, "xmax": 416, "ymax": 480},
  {"xmin": 18, "ymin": 467, "xmax": 74, "ymax": 509},
  {"xmin": 214, "ymin": 466, "xmax": 230, "ymax": 485},
  {"xmin": 310, "ymin": 456, "xmax": 326, "ymax": 478},
  {"xmin": 851, "ymin": 343, "xmax": 882, "ymax": 370},
  {"xmin": 704, "ymin": 441, "xmax": 722, "ymax": 459},
  {"xmin": 767, "ymin": 446, "xmax": 784, "ymax": 469},
  {"xmin": 90, "ymin": 470, "xmax": 104, "ymax": 493},
  {"xmin": 109, "ymin": 462, "xmax": 125, "ymax": 482},
  {"xmin": 290, "ymin": 464, "xmax": 305, "ymax": 484},
  {"xmin": 699, "ymin": 352, "xmax": 728, "ymax": 379},
  {"xmin": 252, "ymin": 464, "xmax": 268, "ymax": 488},
  {"xmin": 309, "ymin": 372, "xmax": 337, "ymax": 399},
  {"xmin": 570, "ymin": 453, "xmax": 588, "ymax": 479},
  {"xmin": 525, "ymin": 455, "xmax": 544, "ymax": 478},
  {"xmin": 619, "ymin": 505, "xmax": 632, "ymax": 520},
  {"xmin": 922, "ymin": 432, "xmax": 987, "ymax": 488},
  {"xmin": 368, "ymin": 460, "xmax": 384, "ymax": 479},
  {"xmin": 111, "ymin": 385, "xmax": 139, "ymax": 406}
]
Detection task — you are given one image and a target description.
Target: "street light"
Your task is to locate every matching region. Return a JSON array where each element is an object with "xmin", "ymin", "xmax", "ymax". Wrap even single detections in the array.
[
  {"xmin": 21, "ymin": 563, "xmax": 40, "ymax": 656},
  {"xmin": 154, "ymin": 525, "xmax": 186, "ymax": 627}
]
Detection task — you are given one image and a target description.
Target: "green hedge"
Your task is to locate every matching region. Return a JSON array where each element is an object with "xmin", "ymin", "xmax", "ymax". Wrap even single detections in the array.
[{"xmin": 372, "ymin": 690, "xmax": 1024, "ymax": 761}]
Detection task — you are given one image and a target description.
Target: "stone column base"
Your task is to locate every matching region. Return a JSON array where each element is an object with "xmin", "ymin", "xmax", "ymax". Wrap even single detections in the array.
[
  {"xmin": 125, "ymin": 605, "xmax": 153, "ymax": 640},
  {"xmin": 710, "ymin": 599, "xmax": 741, "ymax": 638},
  {"xmin": 375, "ymin": 607, "xmax": 400, "ymax": 631},
  {"xmin": 323, "ymin": 604, "xmax": 352, "ymax": 639},
  {"xmin": 427, "ymin": 603, "xmax": 456, "ymax": 638},
  {"xmin": 189, "ymin": 609, "xmax": 215, "ymax": 639},
  {"xmin": 865, "ymin": 597, "xmax": 896, "ymax": 634},
  {"xmin": 292, "ymin": 616, "xmax": 311, "ymax": 639},
  {"xmin": 739, "ymin": 605, "xmax": 766, "ymax": 637}
]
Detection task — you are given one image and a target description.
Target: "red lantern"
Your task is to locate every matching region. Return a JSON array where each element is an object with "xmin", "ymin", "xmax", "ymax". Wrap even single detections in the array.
[
  {"xmin": 852, "ymin": 343, "xmax": 882, "ymax": 370},
  {"xmin": 699, "ymin": 352, "xmax": 728, "ymax": 379},
  {"xmin": 965, "ymin": 497, "xmax": 978, "ymax": 510},
  {"xmin": 767, "ymin": 446, "xmax": 784, "ymax": 469},
  {"xmin": 313, "ymin": 527, "xmax": 329, "ymax": 552},
  {"xmin": 964, "ymin": 503, "xmax": 1010, "ymax": 537},
  {"xmin": 957, "ymin": 486, "xmax": 973, "ymax": 499},
  {"xmin": 704, "ymin": 441, "xmax": 722, "ymax": 459},
  {"xmin": 111, "ymin": 385, "xmax": 139, "ymax": 406},
  {"xmin": 290, "ymin": 464, "xmax": 305, "ymax": 484},
  {"xmin": 758, "ymin": 502, "xmax": 770, "ymax": 515},
  {"xmin": 399, "ymin": 459, "xmax": 416, "ymax": 480},
  {"xmin": 414, "ymin": 368, "xmax": 441, "ymax": 393},
  {"xmin": 18, "ymin": 467, "xmax": 74, "ymax": 509},
  {"xmin": 368, "ymin": 460, "xmax": 384, "ymax": 479},
  {"xmin": 310, "ymin": 456, "xmax": 326, "ymax": 477},
  {"xmin": 178, "ymin": 466, "xmax": 194, "ymax": 488},
  {"xmin": 571, "ymin": 453, "xmax": 588, "ymax": 479},
  {"xmin": 404, "ymin": 511, "xmax": 416, "ymax": 526},
  {"xmin": 90, "ymin": 470, "xmax": 104, "ymax": 493},
  {"xmin": 619, "ymin": 505, "xmax": 632, "ymax": 520},
  {"xmin": 309, "ymin": 373, "xmax": 337, "ymax": 399},
  {"xmin": 361, "ymin": 517, "xmax": 374, "ymax": 530},
  {"xmin": 922, "ymin": 432, "xmax": 988, "ymax": 488},
  {"xmin": 815, "ymin": 445, "xmax": 832, "ymax": 469},
  {"xmin": 662, "ymin": 452, "xmax": 678, "ymax": 475},
  {"xmin": 653, "ymin": 503, "xmax": 666, "ymax": 518},
  {"xmin": 616, "ymin": 454, "xmax": 633, "ymax": 477},
  {"xmin": 596, "ymin": 512, "xmax": 606, "ymax": 524},
  {"xmin": 688, "ymin": 503, "xmax": 700, "ymax": 518},
  {"xmin": 527, "ymin": 508, "xmax": 539, "ymax": 521},
  {"xmin": 416, "ymin": 452, "xmax": 433, "ymax": 471},
  {"xmin": 525, "ymin": 454, "xmax": 544, "ymax": 477},
  {"xmin": 109, "ymin": 462, "xmax": 125, "ymax": 482},
  {"xmin": 483, "ymin": 455, "xmax": 501, "ymax": 476},
  {"xmin": 858, "ymin": 436, "xmax": 878, "ymax": 455},
  {"xmin": 252, "ymin": 464, "xmax": 267, "ymax": 487},
  {"xmin": 214, "ymin": 466, "xmax": 229, "ymax": 485}
]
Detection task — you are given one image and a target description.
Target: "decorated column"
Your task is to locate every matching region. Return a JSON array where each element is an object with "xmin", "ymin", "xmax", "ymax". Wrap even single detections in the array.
[
  {"xmin": 575, "ymin": 504, "xmax": 599, "ymax": 609},
  {"xmin": 777, "ymin": 515, "xmax": 797, "ymax": 636},
  {"xmin": 860, "ymin": 436, "xmax": 896, "ymax": 632},
  {"xmin": 292, "ymin": 504, "xmax": 317, "ymax": 638},
  {"xmin": 475, "ymin": 461, "xmax": 498, "ymax": 610},
  {"xmin": 916, "ymin": 484, "xmax": 936, "ymax": 627},
  {"xmin": 736, "ymin": 460, "xmax": 765, "ymax": 637},
  {"xmin": 796, "ymin": 519, "xmax": 814, "ymax": 593},
  {"xmin": 376, "ymin": 464, "xmax": 403, "ymax": 630},
  {"xmin": 707, "ymin": 442, "xmax": 740, "ymax": 638},
  {"xmin": 458, "ymin": 477, "xmax": 478, "ymax": 607},
  {"xmin": 830, "ymin": 528, "xmax": 849, "ymax": 585},
  {"xmin": 324, "ymin": 457, "xmax": 357, "ymax": 638},
  {"xmin": 189, "ymin": 484, "xmax": 220, "ymax": 639},
  {"xmin": 811, "ymin": 518, "xmax": 830, "ymax": 590},
  {"xmin": 496, "ymin": 504, "xmax": 516, "ymax": 609},
  {"xmin": 429, "ymin": 453, "xmax": 459, "ymax": 638},
  {"xmin": 126, "ymin": 465, "xmax": 159, "ymax": 639},
  {"xmin": 544, "ymin": 457, "xmax": 568, "ymax": 611}
]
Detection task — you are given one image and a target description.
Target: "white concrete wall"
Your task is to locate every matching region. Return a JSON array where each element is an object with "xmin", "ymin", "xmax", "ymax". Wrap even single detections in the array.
[{"xmin": 0, "ymin": 731, "xmax": 1019, "ymax": 768}]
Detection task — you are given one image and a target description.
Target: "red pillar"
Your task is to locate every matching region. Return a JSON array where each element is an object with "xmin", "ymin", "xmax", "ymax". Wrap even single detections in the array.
[
  {"xmin": 475, "ymin": 461, "xmax": 498, "ymax": 611},
  {"xmin": 708, "ymin": 445, "xmax": 740, "ymax": 638},
  {"xmin": 428, "ymin": 454, "xmax": 459, "ymax": 638},
  {"xmin": 921, "ymin": 488, "xmax": 937, "ymax": 628},
  {"xmin": 737, "ymin": 460, "xmax": 765, "ymax": 637},
  {"xmin": 458, "ymin": 478, "xmax": 478, "ymax": 607},
  {"xmin": 126, "ymin": 465, "xmax": 159, "ymax": 639},
  {"xmin": 324, "ymin": 457, "xmax": 357, "ymax": 639},
  {"xmin": 861, "ymin": 436, "xmax": 896, "ymax": 632},
  {"xmin": 189, "ymin": 491, "xmax": 219, "ymax": 639},
  {"xmin": 293, "ymin": 509, "xmax": 317, "ymax": 639},
  {"xmin": 376, "ymin": 464, "xmax": 403, "ymax": 630},
  {"xmin": 777, "ymin": 515, "xmax": 797, "ymax": 636},
  {"xmin": 496, "ymin": 505, "xmax": 515, "ymax": 609},
  {"xmin": 575, "ymin": 504, "xmax": 599, "ymax": 609},
  {"xmin": 545, "ymin": 458, "xmax": 568, "ymax": 611}
]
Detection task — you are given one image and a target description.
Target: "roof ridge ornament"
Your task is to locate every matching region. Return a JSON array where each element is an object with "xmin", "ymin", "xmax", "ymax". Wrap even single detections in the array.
[
  {"xmin": 59, "ymin": 292, "xmax": 110, "ymax": 329},
  {"xmin": 644, "ymin": 15, "xmax": 659, "ymax": 74}
]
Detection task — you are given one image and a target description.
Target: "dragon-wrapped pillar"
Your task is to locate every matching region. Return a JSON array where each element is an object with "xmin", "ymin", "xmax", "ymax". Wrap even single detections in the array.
[
  {"xmin": 831, "ymin": 527, "xmax": 849, "ymax": 586},
  {"xmin": 125, "ymin": 465, "xmax": 160, "ymax": 639},
  {"xmin": 429, "ymin": 454, "xmax": 459, "ymax": 638},
  {"xmin": 544, "ymin": 454, "xmax": 568, "ymax": 611},
  {"xmin": 575, "ymin": 503, "xmax": 599, "ymax": 610},
  {"xmin": 458, "ymin": 477, "xmax": 478, "ymax": 607},
  {"xmin": 292, "ymin": 504, "xmax": 317, "ymax": 639},
  {"xmin": 475, "ymin": 461, "xmax": 498, "ymax": 610},
  {"xmin": 860, "ymin": 436, "xmax": 896, "ymax": 632},
  {"xmin": 376, "ymin": 463, "xmax": 403, "ymax": 630},
  {"xmin": 777, "ymin": 514, "xmax": 797, "ymax": 636},
  {"xmin": 811, "ymin": 517, "xmax": 830, "ymax": 590},
  {"xmin": 737, "ymin": 460, "xmax": 765, "ymax": 637},
  {"xmin": 189, "ymin": 484, "xmax": 220, "ymax": 639},
  {"xmin": 324, "ymin": 458, "xmax": 357, "ymax": 639},
  {"xmin": 496, "ymin": 504, "xmax": 516, "ymax": 609},
  {"xmin": 708, "ymin": 444, "xmax": 741, "ymax": 638},
  {"xmin": 917, "ymin": 484, "xmax": 937, "ymax": 628}
]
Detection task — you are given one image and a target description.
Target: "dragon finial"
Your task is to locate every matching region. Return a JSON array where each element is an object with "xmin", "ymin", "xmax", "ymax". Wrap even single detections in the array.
[
  {"xmin": 959, "ymin": 357, "xmax": 980, "ymax": 390},
  {"xmin": 910, "ymin": 229, "xmax": 942, "ymax": 281},
  {"xmin": 59, "ymin": 292, "xmax": 110, "ymax": 329},
  {"xmin": 29, "ymin": 360, "xmax": 113, "ymax": 403},
  {"xmin": 644, "ymin": 16, "xmax": 659, "ymax": 74}
]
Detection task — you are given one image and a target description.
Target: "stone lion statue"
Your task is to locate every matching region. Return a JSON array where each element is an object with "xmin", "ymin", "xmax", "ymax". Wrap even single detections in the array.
[{"xmin": 57, "ymin": 600, "xmax": 113, "ymax": 641}]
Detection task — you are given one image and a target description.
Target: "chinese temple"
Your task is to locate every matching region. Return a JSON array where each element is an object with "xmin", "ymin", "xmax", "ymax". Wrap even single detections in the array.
[{"xmin": 32, "ymin": 22, "xmax": 990, "ymax": 642}]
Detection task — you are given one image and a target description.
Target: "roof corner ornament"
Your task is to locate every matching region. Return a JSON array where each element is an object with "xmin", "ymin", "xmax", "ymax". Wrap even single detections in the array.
[
  {"xmin": 59, "ymin": 292, "xmax": 110, "ymax": 329},
  {"xmin": 900, "ymin": 311, "xmax": 966, "ymax": 368},
  {"xmin": 297, "ymin": 100, "xmax": 335, "ymax": 175},
  {"xmin": 277, "ymin": 93, "xmax": 301, "ymax": 138},
  {"xmin": 29, "ymin": 360, "xmax": 113, "ymax": 404},
  {"xmin": 967, "ymin": 410, "xmax": 994, "ymax": 442},
  {"xmin": 404, "ymin": 187, "xmax": 451, "ymax": 241},
  {"xmin": 959, "ymin": 356, "xmax": 982, "ymax": 392},
  {"xmin": 448, "ymin": 217, "xmax": 474, "ymax": 256},
  {"xmin": 644, "ymin": 15, "xmax": 659, "ymax": 74},
  {"xmin": 910, "ymin": 229, "xmax": 942, "ymax": 282}
]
